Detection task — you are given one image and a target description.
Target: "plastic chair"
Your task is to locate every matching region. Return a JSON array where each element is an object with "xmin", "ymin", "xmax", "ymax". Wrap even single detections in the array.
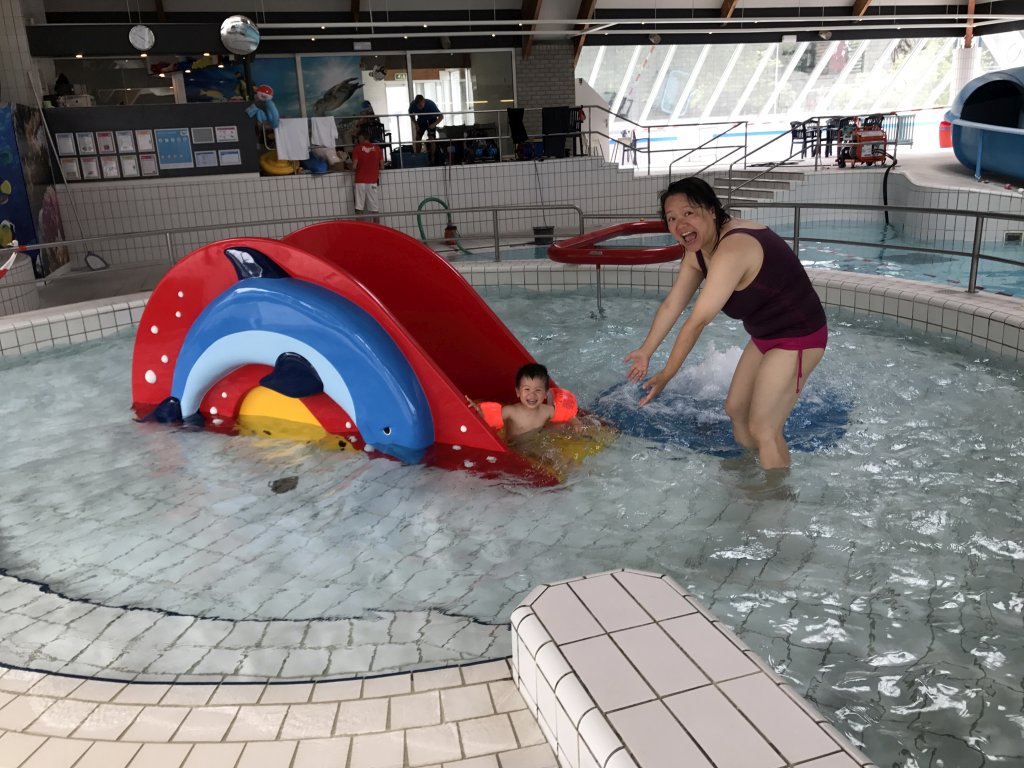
[
  {"xmin": 365, "ymin": 119, "xmax": 392, "ymax": 164},
  {"xmin": 790, "ymin": 120, "xmax": 820, "ymax": 158},
  {"xmin": 568, "ymin": 106, "xmax": 585, "ymax": 156},
  {"xmin": 823, "ymin": 118, "xmax": 842, "ymax": 158}
]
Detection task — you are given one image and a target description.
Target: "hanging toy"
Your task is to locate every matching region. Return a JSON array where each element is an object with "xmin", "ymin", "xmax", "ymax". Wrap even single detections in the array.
[{"xmin": 246, "ymin": 84, "xmax": 280, "ymax": 129}]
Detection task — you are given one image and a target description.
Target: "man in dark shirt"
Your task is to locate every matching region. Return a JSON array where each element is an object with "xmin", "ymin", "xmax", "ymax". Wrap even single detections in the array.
[{"xmin": 408, "ymin": 94, "xmax": 443, "ymax": 155}]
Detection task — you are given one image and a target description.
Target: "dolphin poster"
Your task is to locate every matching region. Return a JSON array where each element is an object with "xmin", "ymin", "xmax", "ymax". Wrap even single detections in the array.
[{"xmin": 300, "ymin": 55, "xmax": 363, "ymax": 117}]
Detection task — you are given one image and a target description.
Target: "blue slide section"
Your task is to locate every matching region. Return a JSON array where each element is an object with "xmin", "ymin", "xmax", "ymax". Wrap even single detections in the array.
[
  {"xmin": 947, "ymin": 67, "xmax": 1024, "ymax": 181},
  {"xmin": 170, "ymin": 278, "xmax": 434, "ymax": 464}
]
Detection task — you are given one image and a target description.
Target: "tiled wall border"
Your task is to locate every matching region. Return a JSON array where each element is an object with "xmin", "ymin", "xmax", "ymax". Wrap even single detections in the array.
[
  {"xmin": 3, "ymin": 263, "xmax": 1021, "ymax": 363},
  {"xmin": 510, "ymin": 569, "xmax": 876, "ymax": 768}
]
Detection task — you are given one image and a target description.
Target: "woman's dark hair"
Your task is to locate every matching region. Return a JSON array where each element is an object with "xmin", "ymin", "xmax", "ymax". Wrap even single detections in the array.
[{"xmin": 659, "ymin": 177, "xmax": 731, "ymax": 231}]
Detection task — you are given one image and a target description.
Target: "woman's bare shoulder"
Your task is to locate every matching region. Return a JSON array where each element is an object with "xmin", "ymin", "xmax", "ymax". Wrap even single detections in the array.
[{"xmin": 724, "ymin": 217, "xmax": 767, "ymax": 232}]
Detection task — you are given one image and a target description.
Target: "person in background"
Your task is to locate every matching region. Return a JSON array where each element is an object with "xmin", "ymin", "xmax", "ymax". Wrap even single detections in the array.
[
  {"xmin": 350, "ymin": 100, "xmax": 378, "ymax": 147},
  {"xmin": 624, "ymin": 176, "xmax": 827, "ymax": 470},
  {"xmin": 351, "ymin": 129, "xmax": 384, "ymax": 225},
  {"xmin": 408, "ymin": 94, "xmax": 443, "ymax": 156}
]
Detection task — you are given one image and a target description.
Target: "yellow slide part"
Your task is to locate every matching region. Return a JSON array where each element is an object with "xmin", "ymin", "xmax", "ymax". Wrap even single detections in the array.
[{"xmin": 237, "ymin": 386, "xmax": 357, "ymax": 452}]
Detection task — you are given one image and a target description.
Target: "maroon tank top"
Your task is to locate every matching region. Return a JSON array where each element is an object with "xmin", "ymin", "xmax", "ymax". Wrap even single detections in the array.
[{"xmin": 695, "ymin": 227, "xmax": 825, "ymax": 340}]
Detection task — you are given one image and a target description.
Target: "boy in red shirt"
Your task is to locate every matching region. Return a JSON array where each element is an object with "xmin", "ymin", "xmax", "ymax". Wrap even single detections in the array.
[{"xmin": 352, "ymin": 129, "xmax": 384, "ymax": 224}]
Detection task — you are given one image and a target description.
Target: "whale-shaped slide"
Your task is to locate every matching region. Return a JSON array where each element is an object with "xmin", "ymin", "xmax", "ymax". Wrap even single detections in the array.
[{"xmin": 131, "ymin": 221, "xmax": 562, "ymax": 484}]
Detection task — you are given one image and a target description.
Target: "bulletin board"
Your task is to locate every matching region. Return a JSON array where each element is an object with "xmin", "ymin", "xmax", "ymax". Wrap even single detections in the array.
[{"xmin": 44, "ymin": 102, "xmax": 259, "ymax": 182}]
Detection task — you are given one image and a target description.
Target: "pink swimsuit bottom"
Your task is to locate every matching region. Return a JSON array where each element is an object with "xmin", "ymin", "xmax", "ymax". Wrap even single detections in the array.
[{"xmin": 751, "ymin": 324, "xmax": 828, "ymax": 393}]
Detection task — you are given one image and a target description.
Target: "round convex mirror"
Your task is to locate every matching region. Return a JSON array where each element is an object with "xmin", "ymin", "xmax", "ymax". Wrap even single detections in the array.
[{"xmin": 220, "ymin": 15, "xmax": 260, "ymax": 55}]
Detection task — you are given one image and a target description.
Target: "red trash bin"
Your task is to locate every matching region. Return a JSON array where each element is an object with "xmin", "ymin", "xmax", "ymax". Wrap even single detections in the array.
[{"xmin": 939, "ymin": 120, "xmax": 953, "ymax": 149}]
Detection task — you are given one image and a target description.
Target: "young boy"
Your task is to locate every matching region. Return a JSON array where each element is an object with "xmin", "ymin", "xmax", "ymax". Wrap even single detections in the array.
[{"xmin": 502, "ymin": 363, "xmax": 556, "ymax": 439}]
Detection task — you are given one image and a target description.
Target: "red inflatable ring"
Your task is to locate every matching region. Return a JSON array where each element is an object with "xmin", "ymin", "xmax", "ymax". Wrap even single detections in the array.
[{"xmin": 547, "ymin": 221, "xmax": 681, "ymax": 265}]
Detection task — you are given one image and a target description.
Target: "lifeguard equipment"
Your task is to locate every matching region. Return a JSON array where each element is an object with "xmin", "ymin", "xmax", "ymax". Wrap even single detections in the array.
[{"xmin": 476, "ymin": 386, "xmax": 579, "ymax": 431}]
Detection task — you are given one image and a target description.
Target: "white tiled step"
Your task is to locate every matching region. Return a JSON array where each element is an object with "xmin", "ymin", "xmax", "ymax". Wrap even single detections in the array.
[{"xmin": 510, "ymin": 569, "xmax": 879, "ymax": 768}]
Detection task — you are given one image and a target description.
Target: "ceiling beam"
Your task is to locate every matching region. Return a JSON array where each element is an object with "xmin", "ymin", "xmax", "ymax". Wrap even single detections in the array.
[
  {"xmin": 521, "ymin": 0, "xmax": 541, "ymax": 60},
  {"xmin": 852, "ymin": 0, "xmax": 874, "ymax": 16},
  {"xmin": 155, "ymin": 0, "xmax": 166, "ymax": 23},
  {"xmin": 572, "ymin": 0, "xmax": 600, "ymax": 64},
  {"xmin": 965, "ymin": 0, "xmax": 975, "ymax": 47},
  {"xmin": 352, "ymin": 0, "xmax": 360, "ymax": 24},
  {"xmin": 721, "ymin": 0, "xmax": 739, "ymax": 19}
]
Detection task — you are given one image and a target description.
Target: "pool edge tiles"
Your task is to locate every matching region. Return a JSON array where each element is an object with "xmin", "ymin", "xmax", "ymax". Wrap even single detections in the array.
[{"xmin": 511, "ymin": 569, "xmax": 879, "ymax": 768}]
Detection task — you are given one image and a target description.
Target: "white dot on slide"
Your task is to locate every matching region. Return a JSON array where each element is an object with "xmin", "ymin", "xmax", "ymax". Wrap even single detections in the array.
[
  {"xmin": 460, "ymin": 425, "xmax": 467, "ymax": 433},
  {"xmin": 212, "ymin": 418, "xmax": 223, "ymax": 426},
  {"xmin": 209, "ymin": 406, "xmax": 218, "ymax": 415},
  {"xmin": 221, "ymin": 391, "xmax": 228, "ymax": 398},
  {"xmin": 452, "ymin": 445, "xmax": 461, "ymax": 451},
  {"xmin": 160, "ymin": 354, "xmax": 169, "ymax": 363},
  {"xmin": 175, "ymin": 311, "xmax": 182, "ymax": 318},
  {"xmin": 150, "ymin": 325, "xmax": 159, "ymax": 334},
  {"xmin": 345, "ymin": 421, "xmax": 352, "ymax": 429},
  {"xmin": 177, "ymin": 290, "xmax": 184, "ymax": 298},
  {"xmin": 144, "ymin": 370, "xmax": 157, "ymax": 384}
]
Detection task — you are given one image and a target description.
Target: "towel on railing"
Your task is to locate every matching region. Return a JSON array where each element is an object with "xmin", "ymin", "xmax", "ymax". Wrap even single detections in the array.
[
  {"xmin": 310, "ymin": 116, "xmax": 338, "ymax": 147},
  {"xmin": 275, "ymin": 118, "xmax": 310, "ymax": 160}
]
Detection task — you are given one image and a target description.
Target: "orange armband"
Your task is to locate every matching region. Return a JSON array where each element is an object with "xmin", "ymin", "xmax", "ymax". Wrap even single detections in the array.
[
  {"xmin": 478, "ymin": 401, "xmax": 505, "ymax": 430},
  {"xmin": 550, "ymin": 387, "xmax": 578, "ymax": 423}
]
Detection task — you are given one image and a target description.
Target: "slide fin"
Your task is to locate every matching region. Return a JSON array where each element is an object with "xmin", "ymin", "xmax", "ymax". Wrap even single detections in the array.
[
  {"xmin": 224, "ymin": 246, "xmax": 290, "ymax": 280},
  {"xmin": 259, "ymin": 352, "xmax": 325, "ymax": 398}
]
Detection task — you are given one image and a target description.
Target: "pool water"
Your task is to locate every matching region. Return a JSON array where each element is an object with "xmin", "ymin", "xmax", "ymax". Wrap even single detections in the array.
[{"xmin": 2, "ymin": 291, "xmax": 1024, "ymax": 766}]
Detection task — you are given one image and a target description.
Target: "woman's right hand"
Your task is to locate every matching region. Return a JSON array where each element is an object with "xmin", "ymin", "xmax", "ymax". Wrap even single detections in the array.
[{"xmin": 623, "ymin": 349, "xmax": 650, "ymax": 382}]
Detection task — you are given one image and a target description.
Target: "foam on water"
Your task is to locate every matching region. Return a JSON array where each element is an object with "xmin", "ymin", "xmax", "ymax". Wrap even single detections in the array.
[{"xmin": 2, "ymin": 292, "xmax": 1024, "ymax": 765}]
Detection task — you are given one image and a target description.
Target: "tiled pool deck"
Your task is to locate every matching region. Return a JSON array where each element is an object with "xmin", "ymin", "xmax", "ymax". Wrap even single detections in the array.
[{"xmin": 1, "ymin": 261, "xmax": 1022, "ymax": 766}]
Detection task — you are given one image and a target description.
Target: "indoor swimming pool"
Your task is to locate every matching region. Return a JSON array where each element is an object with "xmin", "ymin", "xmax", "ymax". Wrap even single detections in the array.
[{"xmin": 1, "ymin": 290, "xmax": 1023, "ymax": 766}]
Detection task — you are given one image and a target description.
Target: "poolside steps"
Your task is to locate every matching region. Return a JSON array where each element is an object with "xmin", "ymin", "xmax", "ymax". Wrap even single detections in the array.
[
  {"xmin": 507, "ymin": 573, "xmax": 876, "ymax": 768},
  {"xmin": 511, "ymin": 569, "xmax": 878, "ymax": 768}
]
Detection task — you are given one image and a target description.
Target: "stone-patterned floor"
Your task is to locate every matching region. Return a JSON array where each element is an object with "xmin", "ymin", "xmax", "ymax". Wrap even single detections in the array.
[{"xmin": 0, "ymin": 659, "xmax": 557, "ymax": 767}]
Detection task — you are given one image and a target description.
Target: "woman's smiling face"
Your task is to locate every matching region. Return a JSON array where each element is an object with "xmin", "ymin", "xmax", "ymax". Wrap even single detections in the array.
[{"xmin": 662, "ymin": 193, "xmax": 717, "ymax": 253}]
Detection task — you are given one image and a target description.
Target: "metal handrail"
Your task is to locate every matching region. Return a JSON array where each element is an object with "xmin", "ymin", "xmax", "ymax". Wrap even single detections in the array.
[
  {"xmin": 581, "ymin": 201, "xmax": 1024, "ymax": 294},
  {"xmin": 5, "ymin": 201, "xmax": 1023, "ymax": 298},
  {"xmin": 667, "ymin": 121, "xmax": 747, "ymax": 181},
  {"xmin": 0, "ymin": 203, "xmax": 586, "ymax": 292}
]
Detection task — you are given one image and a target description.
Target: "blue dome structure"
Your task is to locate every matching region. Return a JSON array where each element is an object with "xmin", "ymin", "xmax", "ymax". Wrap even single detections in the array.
[{"xmin": 946, "ymin": 66, "xmax": 1024, "ymax": 182}]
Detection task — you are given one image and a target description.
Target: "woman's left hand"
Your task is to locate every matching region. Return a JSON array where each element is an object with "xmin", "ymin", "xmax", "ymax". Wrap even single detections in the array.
[{"xmin": 639, "ymin": 370, "xmax": 671, "ymax": 407}]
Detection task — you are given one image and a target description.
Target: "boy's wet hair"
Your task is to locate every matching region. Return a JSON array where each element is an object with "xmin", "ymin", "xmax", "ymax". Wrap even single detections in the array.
[
  {"xmin": 659, "ymin": 176, "xmax": 732, "ymax": 231},
  {"xmin": 516, "ymin": 362, "xmax": 549, "ymax": 388}
]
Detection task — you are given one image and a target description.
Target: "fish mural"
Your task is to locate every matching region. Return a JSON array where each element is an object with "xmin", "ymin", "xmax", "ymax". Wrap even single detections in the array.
[{"xmin": 313, "ymin": 78, "xmax": 362, "ymax": 116}]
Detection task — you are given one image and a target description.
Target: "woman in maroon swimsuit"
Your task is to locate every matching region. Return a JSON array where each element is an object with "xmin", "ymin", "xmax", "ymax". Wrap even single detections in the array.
[{"xmin": 624, "ymin": 177, "xmax": 827, "ymax": 469}]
